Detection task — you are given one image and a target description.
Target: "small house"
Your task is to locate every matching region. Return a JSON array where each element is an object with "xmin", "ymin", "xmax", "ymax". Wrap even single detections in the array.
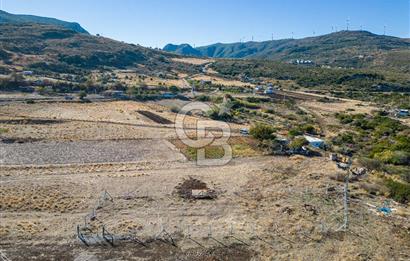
[
  {"xmin": 254, "ymin": 86, "xmax": 264, "ymax": 93},
  {"xmin": 264, "ymin": 86, "xmax": 275, "ymax": 95},
  {"xmin": 103, "ymin": 90, "xmax": 126, "ymax": 99},
  {"xmin": 304, "ymin": 135, "xmax": 325, "ymax": 148},
  {"xmin": 22, "ymin": 71, "xmax": 33, "ymax": 76}
]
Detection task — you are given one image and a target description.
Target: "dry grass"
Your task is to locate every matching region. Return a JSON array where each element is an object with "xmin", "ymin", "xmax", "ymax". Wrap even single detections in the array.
[
  {"xmin": 191, "ymin": 75, "xmax": 255, "ymax": 87},
  {"xmin": 171, "ymin": 57, "xmax": 214, "ymax": 65},
  {"xmin": 0, "ymin": 183, "xmax": 89, "ymax": 212}
]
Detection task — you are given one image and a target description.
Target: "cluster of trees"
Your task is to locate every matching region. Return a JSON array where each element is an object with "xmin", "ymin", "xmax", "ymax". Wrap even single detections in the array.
[{"xmin": 249, "ymin": 123, "xmax": 310, "ymax": 155}]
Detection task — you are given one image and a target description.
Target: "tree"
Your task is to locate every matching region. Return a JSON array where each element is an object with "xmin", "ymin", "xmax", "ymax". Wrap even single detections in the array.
[
  {"xmin": 78, "ymin": 91, "xmax": 87, "ymax": 100},
  {"xmin": 250, "ymin": 124, "xmax": 276, "ymax": 141},
  {"xmin": 169, "ymin": 85, "xmax": 180, "ymax": 94}
]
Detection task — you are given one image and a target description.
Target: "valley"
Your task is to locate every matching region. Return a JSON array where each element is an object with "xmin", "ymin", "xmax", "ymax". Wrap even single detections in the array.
[{"xmin": 0, "ymin": 8, "xmax": 409, "ymax": 261}]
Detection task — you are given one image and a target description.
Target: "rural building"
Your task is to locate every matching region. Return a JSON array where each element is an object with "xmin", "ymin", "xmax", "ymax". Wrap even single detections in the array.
[
  {"xmin": 200, "ymin": 80, "xmax": 212, "ymax": 85},
  {"xmin": 264, "ymin": 86, "xmax": 275, "ymax": 94},
  {"xmin": 22, "ymin": 71, "xmax": 33, "ymax": 76},
  {"xmin": 254, "ymin": 86, "xmax": 264, "ymax": 93},
  {"xmin": 395, "ymin": 109, "xmax": 409, "ymax": 117},
  {"xmin": 103, "ymin": 90, "xmax": 127, "ymax": 99},
  {"xmin": 304, "ymin": 135, "xmax": 325, "ymax": 148}
]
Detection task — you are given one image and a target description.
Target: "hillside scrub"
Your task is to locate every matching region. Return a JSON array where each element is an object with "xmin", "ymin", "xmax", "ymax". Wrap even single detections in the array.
[{"xmin": 250, "ymin": 124, "xmax": 276, "ymax": 141}]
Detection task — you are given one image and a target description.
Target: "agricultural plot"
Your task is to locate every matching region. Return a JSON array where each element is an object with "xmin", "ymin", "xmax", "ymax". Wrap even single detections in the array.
[{"xmin": 0, "ymin": 99, "xmax": 409, "ymax": 260}]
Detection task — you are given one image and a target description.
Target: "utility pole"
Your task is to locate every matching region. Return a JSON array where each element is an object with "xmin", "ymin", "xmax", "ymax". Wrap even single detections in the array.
[
  {"xmin": 346, "ymin": 18, "xmax": 350, "ymax": 31},
  {"xmin": 342, "ymin": 173, "xmax": 349, "ymax": 230},
  {"xmin": 384, "ymin": 25, "xmax": 386, "ymax": 35},
  {"xmin": 291, "ymin": 32, "xmax": 294, "ymax": 39},
  {"xmin": 271, "ymin": 33, "xmax": 274, "ymax": 41}
]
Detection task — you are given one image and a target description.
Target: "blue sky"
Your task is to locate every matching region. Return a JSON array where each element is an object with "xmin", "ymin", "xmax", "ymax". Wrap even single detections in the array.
[{"xmin": 1, "ymin": 0, "xmax": 409, "ymax": 47}]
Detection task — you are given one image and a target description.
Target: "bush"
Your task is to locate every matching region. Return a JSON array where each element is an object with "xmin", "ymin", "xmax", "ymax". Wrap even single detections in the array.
[
  {"xmin": 301, "ymin": 124, "xmax": 316, "ymax": 135},
  {"xmin": 169, "ymin": 85, "xmax": 180, "ymax": 94},
  {"xmin": 358, "ymin": 157, "xmax": 383, "ymax": 171},
  {"xmin": 170, "ymin": 106, "xmax": 180, "ymax": 113},
  {"xmin": 288, "ymin": 128, "xmax": 302, "ymax": 137},
  {"xmin": 289, "ymin": 137, "xmax": 309, "ymax": 149},
  {"xmin": 262, "ymin": 108, "xmax": 275, "ymax": 114},
  {"xmin": 385, "ymin": 179, "xmax": 410, "ymax": 204},
  {"xmin": 250, "ymin": 124, "xmax": 276, "ymax": 141},
  {"xmin": 78, "ymin": 91, "xmax": 87, "ymax": 100},
  {"xmin": 374, "ymin": 150, "xmax": 410, "ymax": 165},
  {"xmin": 196, "ymin": 95, "xmax": 210, "ymax": 102},
  {"xmin": 207, "ymin": 106, "xmax": 232, "ymax": 121}
]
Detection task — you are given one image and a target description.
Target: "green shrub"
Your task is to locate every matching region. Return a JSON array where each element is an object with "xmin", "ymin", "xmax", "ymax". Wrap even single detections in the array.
[
  {"xmin": 301, "ymin": 124, "xmax": 316, "ymax": 135},
  {"xmin": 262, "ymin": 108, "xmax": 275, "ymax": 114},
  {"xmin": 78, "ymin": 91, "xmax": 87, "ymax": 100},
  {"xmin": 332, "ymin": 132, "xmax": 356, "ymax": 146},
  {"xmin": 170, "ymin": 106, "xmax": 180, "ymax": 113},
  {"xmin": 250, "ymin": 124, "xmax": 276, "ymax": 141},
  {"xmin": 196, "ymin": 95, "xmax": 210, "ymax": 102},
  {"xmin": 358, "ymin": 157, "xmax": 383, "ymax": 171},
  {"xmin": 374, "ymin": 150, "xmax": 410, "ymax": 165},
  {"xmin": 169, "ymin": 85, "xmax": 180, "ymax": 94},
  {"xmin": 289, "ymin": 137, "xmax": 309, "ymax": 149},
  {"xmin": 385, "ymin": 179, "xmax": 410, "ymax": 204},
  {"xmin": 288, "ymin": 128, "xmax": 303, "ymax": 137}
]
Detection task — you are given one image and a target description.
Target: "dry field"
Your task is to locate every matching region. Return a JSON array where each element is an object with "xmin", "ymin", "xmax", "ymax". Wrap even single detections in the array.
[
  {"xmin": 0, "ymin": 100, "xmax": 409, "ymax": 260},
  {"xmin": 171, "ymin": 57, "xmax": 214, "ymax": 65},
  {"xmin": 191, "ymin": 75, "xmax": 255, "ymax": 87}
]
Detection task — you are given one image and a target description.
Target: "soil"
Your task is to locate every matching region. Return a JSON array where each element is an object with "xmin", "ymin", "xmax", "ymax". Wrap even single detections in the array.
[
  {"xmin": 0, "ymin": 100, "xmax": 409, "ymax": 260},
  {"xmin": 175, "ymin": 177, "xmax": 217, "ymax": 200}
]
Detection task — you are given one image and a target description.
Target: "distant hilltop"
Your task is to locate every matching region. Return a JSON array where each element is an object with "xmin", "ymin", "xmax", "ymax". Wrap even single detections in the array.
[
  {"xmin": 0, "ymin": 10, "xmax": 89, "ymax": 34},
  {"xmin": 163, "ymin": 30, "xmax": 410, "ymax": 70}
]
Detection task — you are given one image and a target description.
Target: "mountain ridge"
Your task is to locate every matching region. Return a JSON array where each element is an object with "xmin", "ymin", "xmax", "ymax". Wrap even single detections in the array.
[
  {"xmin": 163, "ymin": 31, "xmax": 410, "ymax": 70},
  {"xmin": 0, "ymin": 10, "xmax": 89, "ymax": 34}
]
